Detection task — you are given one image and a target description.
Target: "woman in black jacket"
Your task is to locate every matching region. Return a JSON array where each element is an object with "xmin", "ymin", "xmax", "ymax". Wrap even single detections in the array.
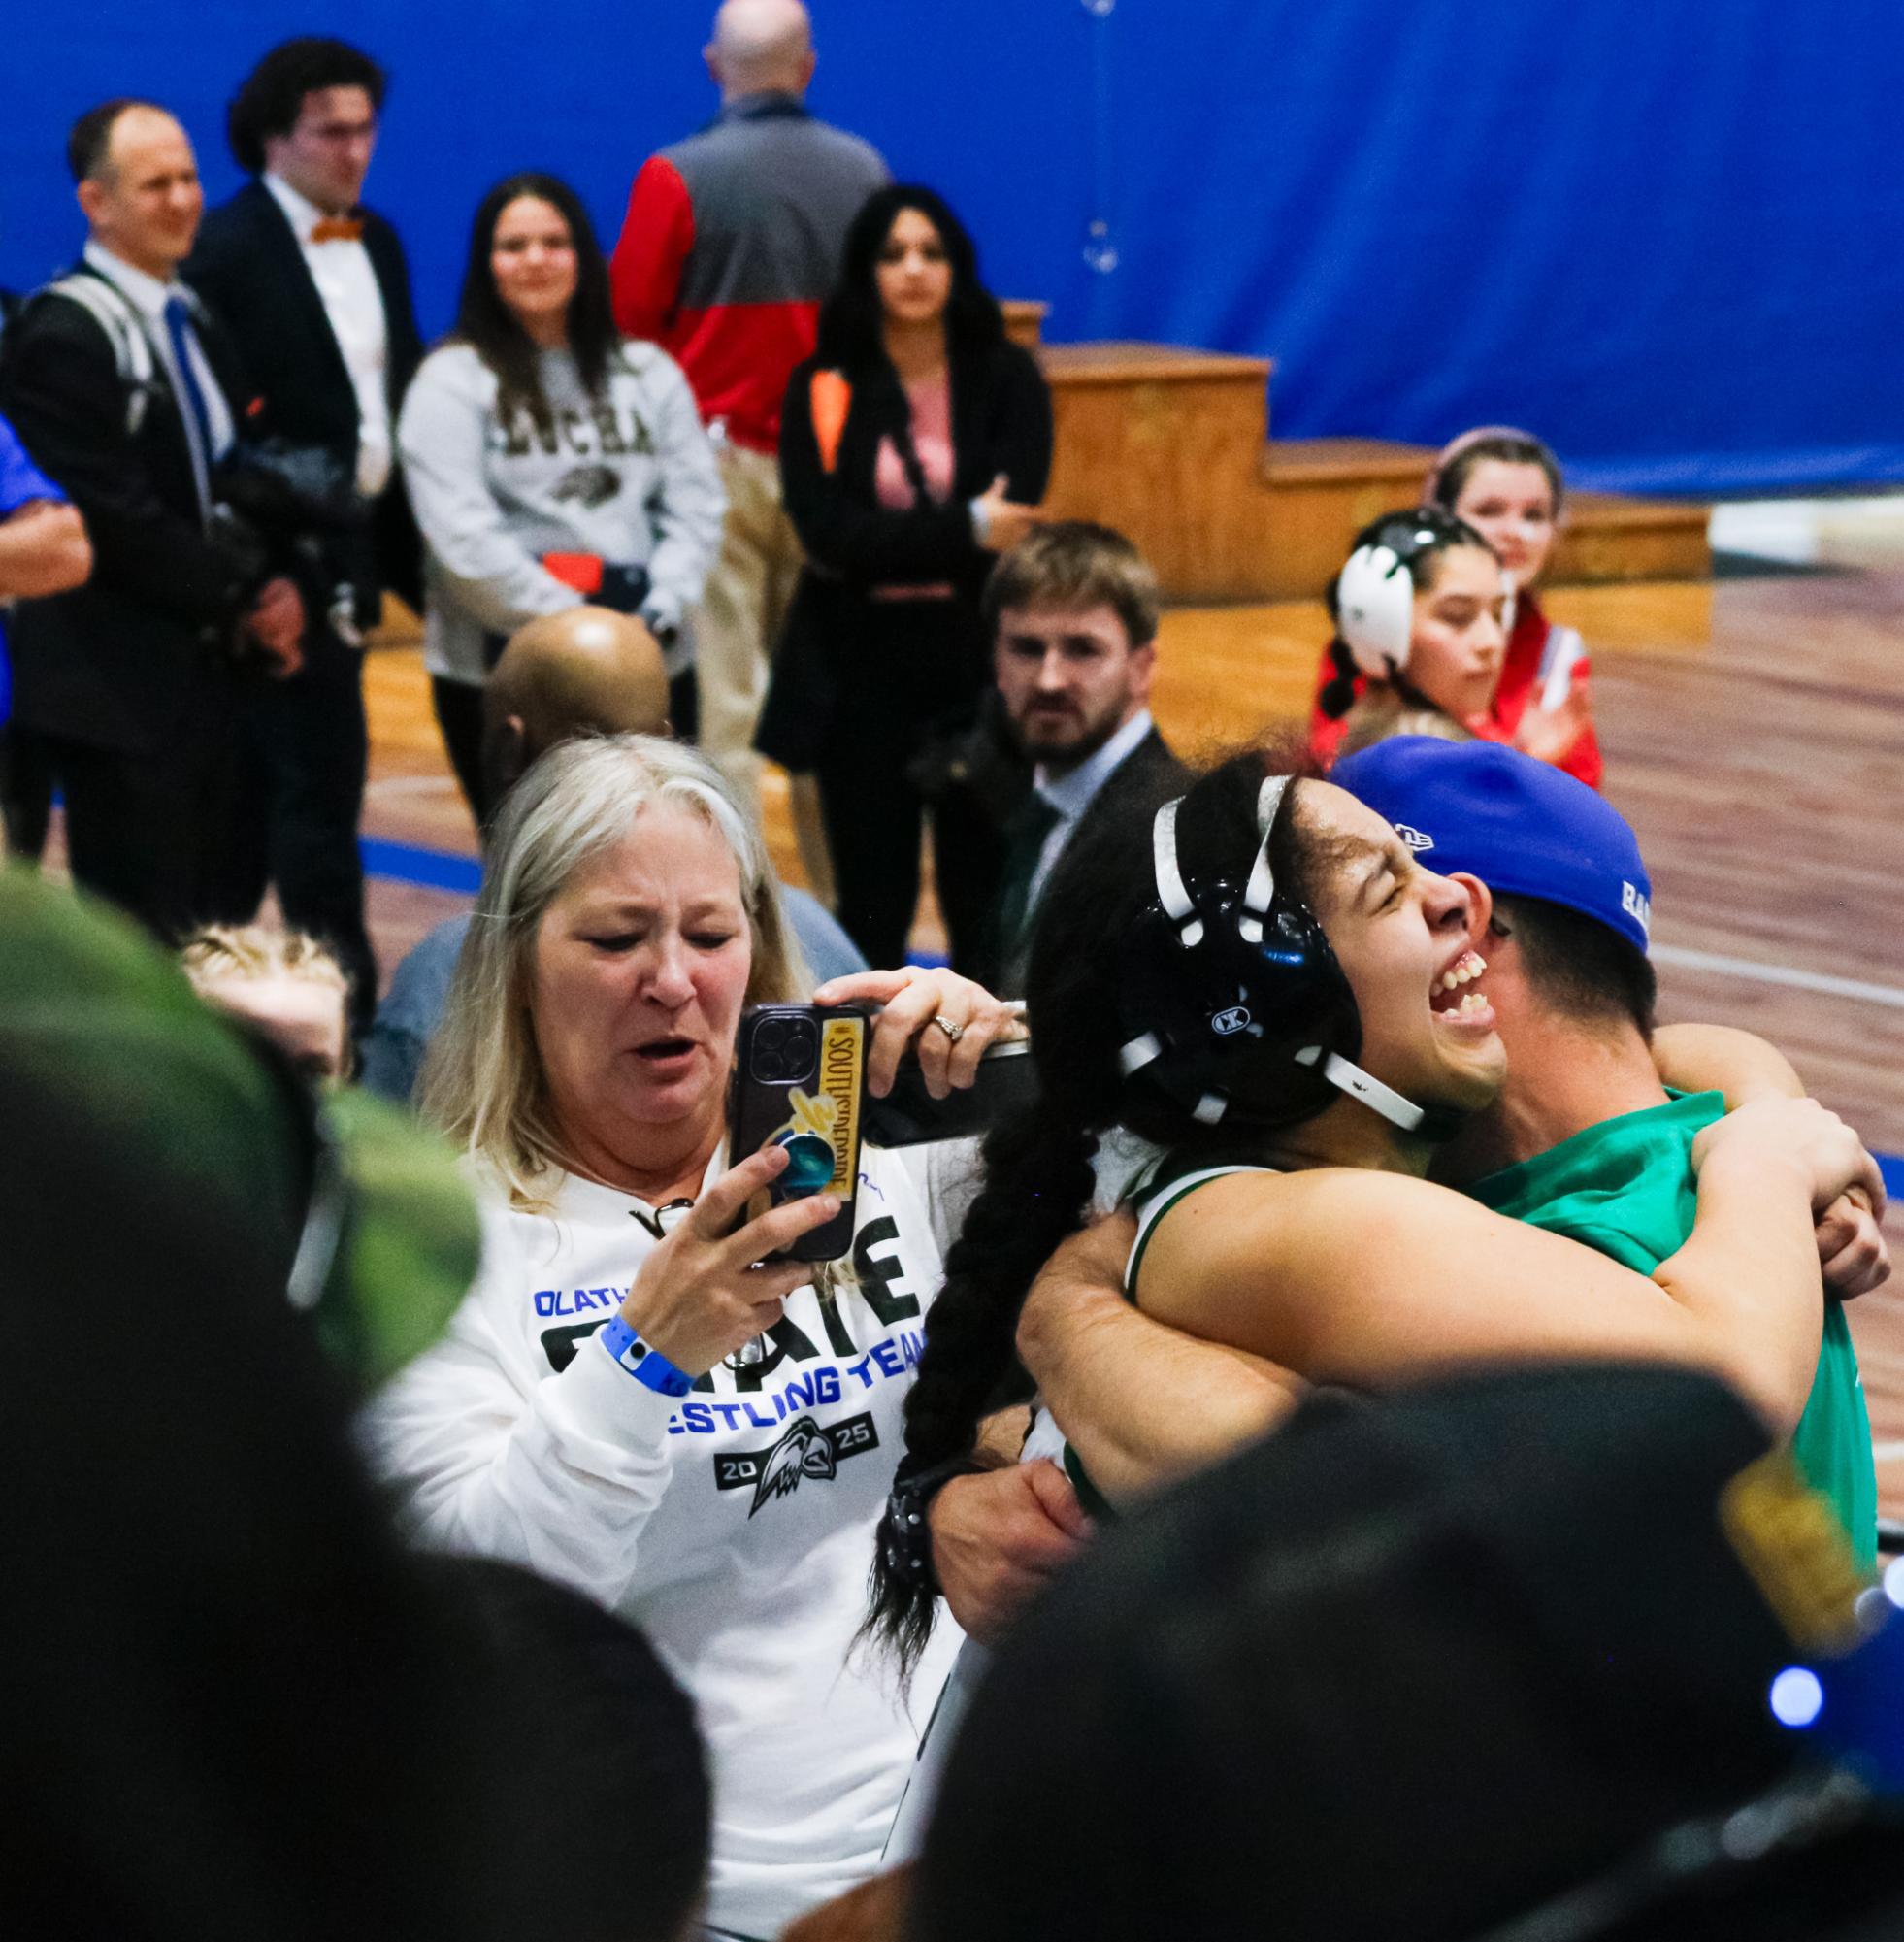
[{"xmin": 761, "ymin": 184, "xmax": 1052, "ymax": 974}]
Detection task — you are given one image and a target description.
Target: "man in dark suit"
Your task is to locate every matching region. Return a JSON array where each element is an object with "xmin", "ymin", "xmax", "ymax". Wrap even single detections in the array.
[
  {"xmin": 0, "ymin": 100, "xmax": 306, "ymax": 938},
  {"xmin": 187, "ymin": 37, "xmax": 423, "ymax": 1027},
  {"xmin": 986, "ymin": 522, "xmax": 1188, "ymax": 994}
]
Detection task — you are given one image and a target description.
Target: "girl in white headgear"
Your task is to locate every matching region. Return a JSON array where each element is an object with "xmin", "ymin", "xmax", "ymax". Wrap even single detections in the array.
[{"xmin": 1309, "ymin": 428, "xmax": 1602, "ymax": 785}]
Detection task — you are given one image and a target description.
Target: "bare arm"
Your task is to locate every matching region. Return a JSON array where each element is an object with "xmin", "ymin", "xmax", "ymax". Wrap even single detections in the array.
[
  {"xmin": 1654, "ymin": 1025, "xmax": 1888, "ymax": 1298},
  {"xmin": 0, "ymin": 500, "xmax": 91, "ymax": 598},
  {"xmin": 1654, "ymin": 1022, "xmax": 1802, "ymax": 1105},
  {"xmin": 1139, "ymin": 1100, "xmax": 1877, "ymax": 1434},
  {"xmin": 971, "ymin": 1403, "xmax": 1032, "ymax": 1469},
  {"xmin": 1017, "ymin": 1213, "xmax": 1301, "ymax": 1503}
]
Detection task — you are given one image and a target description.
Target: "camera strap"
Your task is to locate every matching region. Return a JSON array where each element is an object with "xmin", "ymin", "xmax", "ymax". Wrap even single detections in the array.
[{"xmin": 43, "ymin": 274, "xmax": 157, "ymax": 437}]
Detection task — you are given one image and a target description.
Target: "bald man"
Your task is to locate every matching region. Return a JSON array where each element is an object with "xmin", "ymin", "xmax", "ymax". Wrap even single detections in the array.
[
  {"xmin": 482, "ymin": 605, "xmax": 673, "ymax": 802},
  {"xmin": 360, "ymin": 605, "xmax": 866, "ymax": 1102},
  {"xmin": 609, "ymin": 0, "xmax": 886, "ymax": 898}
]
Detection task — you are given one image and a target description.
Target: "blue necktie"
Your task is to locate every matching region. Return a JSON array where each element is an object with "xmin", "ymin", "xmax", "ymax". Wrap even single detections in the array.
[{"xmin": 162, "ymin": 293, "xmax": 216, "ymax": 478}]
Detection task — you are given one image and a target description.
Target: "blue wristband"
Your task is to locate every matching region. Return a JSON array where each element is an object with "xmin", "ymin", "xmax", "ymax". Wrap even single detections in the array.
[{"xmin": 598, "ymin": 1316, "xmax": 694, "ymax": 1398}]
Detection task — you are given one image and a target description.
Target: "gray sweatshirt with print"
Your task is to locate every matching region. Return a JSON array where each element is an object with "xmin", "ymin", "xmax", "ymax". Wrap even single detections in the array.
[{"xmin": 398, "ymin": 339, "xmax": 725, "ymax": 682}]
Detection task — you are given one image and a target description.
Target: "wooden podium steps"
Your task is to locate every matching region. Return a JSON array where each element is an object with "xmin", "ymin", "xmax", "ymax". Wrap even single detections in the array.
[{"xmin": 1029, "ymin": 338, "xmax": 1710, "ymax": 605}]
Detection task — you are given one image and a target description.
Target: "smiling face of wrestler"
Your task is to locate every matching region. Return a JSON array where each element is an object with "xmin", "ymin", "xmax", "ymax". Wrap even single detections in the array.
[{"xmin": 1297, "ymin": 781, "xmax": 1506, "ymax": 1118}]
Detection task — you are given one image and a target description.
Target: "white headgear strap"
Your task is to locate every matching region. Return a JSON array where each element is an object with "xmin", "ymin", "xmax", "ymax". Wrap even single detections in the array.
[
  {"xmin": 1293, "ymin": 1045, "xmax": 1426, "ymax": 1133},
  {"xmin": 1152, "ymin": 796, "xmax": 1202, "ymax": 947},
  {"xmin": 1238, "ymin": 775, "xmax": 1288, "ymax": 944}
]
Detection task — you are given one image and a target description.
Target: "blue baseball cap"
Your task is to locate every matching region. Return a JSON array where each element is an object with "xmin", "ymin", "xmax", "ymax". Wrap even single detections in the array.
[{"xmin": 1331, "ymin": 739, "xmax": 1654, "ymax": 954}]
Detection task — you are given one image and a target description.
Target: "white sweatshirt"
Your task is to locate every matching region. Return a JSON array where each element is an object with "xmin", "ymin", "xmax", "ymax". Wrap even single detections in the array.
[
  {"xmin": 364, "ymin": 1140, "xmax": 974, "ymax": 1940},
  {"xmin": 398, "ymin": 339, "xmax": 725, "ymax": 683}
]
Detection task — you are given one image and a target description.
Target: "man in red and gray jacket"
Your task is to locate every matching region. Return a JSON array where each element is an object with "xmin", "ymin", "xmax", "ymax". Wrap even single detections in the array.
[{"xmin": 611, "ymin": 0, "xmax": 885, "ymax": 887}]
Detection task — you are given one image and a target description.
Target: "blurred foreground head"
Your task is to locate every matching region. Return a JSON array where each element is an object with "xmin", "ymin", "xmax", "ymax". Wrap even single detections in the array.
[
  {"xmin": 481, "ymin": 604, "xmax": 671, "ymax": 807},
  {"xmin": 0, "ymin": 870, "xmax": 701, "ymax": 1939},
  {"xmin": 0, "ymin": 989, "xmax": 498, "ymax": 1937},
  {"xmin": 915, "ymin": 1365, "xmax": 1889, "ymax": 1942},
  {"xmin": 433, "ymin": 1557, "xmax": 712, "ymax": 1942}
]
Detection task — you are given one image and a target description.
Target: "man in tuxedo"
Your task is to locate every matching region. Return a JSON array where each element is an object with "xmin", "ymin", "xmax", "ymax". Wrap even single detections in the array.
[
  {"xmin": 987, "ymin": 523, "xmax": 1187, "ymax": 993},
  {"xmin": 0, "ymin": 100, "xmax": 305, "ymax": 937},
  {"xmin": 187, "ymin": 37, "xmax": 423, "ymax": 1027}
]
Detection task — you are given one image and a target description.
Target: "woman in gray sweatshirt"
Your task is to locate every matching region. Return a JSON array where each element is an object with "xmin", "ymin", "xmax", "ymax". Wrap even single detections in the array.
[{"xmin": 399, "ymin": 172, "xmax": 724, "ymax": 821}]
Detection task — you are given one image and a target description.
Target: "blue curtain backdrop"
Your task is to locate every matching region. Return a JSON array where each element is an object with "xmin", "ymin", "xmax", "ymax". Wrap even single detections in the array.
[{"xmin": 3, "ymin": 1, "xmax": 1898, "ymax": 495}]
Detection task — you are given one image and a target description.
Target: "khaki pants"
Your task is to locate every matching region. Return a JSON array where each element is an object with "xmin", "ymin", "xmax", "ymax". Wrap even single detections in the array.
[{"xmin": 696, "ymin": 441, "xmax": 834, "ymax": 904}]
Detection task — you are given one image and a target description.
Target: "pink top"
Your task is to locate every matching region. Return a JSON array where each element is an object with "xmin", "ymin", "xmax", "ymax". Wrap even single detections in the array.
[
  {"xmin": 874, "ymin": 369, "xmax": 956, "ymax": 509},
  {"xmin": 870, "ymin": 369, "xmax": 957, "ymax": 602}
]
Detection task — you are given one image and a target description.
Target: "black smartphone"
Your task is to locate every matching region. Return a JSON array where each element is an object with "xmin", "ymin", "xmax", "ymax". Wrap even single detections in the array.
[{"xmin": 727, "ymin": 1004, "xmax": 868, "ymax": 1263}]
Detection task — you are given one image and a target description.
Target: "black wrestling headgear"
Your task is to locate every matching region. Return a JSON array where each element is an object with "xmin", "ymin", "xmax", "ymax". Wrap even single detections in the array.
[{"xmin": 1117, "ymin": 775, "xmax": 1436, "ymax": 1135}]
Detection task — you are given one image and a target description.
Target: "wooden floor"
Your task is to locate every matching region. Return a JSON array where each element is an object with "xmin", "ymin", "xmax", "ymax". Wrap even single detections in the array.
[{"xmin": 359, "ymin": 569, "xmax": 1904, "ymax": 1517}]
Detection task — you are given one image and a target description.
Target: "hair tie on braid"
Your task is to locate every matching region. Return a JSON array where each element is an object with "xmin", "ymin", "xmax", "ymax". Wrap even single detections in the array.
[{"xmin": 1318, "ymin": 639, "xmax": 1361, "ymax": 720}]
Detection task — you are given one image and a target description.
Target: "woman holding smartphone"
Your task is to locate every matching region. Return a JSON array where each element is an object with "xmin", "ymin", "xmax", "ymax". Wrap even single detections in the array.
[
  {"xmin": 400, "ymin": 173, "xmax": 724, "ymax": 823},
  {"xmin": 367, "ymin": 733, "xmax": 1016, "ymax": 1940},
  {"xmin": 760, "ymin": 184, "xmax": 1053, "ymax": 973}
]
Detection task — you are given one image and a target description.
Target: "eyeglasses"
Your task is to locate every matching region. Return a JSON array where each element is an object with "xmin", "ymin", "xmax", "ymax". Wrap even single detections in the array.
[{"xmin": 303, "ymin": 118, "xmax": 378, "ymax": 148}]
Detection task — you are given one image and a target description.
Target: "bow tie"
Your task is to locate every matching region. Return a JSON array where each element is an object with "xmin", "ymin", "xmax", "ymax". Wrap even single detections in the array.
[{"xmin": 310, "ymin": 215, "xmax": 363, "ymax": 244}]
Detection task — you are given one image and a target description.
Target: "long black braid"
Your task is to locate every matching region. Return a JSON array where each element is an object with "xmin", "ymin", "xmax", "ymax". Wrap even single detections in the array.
[{"xmin": 866, "ymin": 752, "xmax": 1320, "ymax": 1673}]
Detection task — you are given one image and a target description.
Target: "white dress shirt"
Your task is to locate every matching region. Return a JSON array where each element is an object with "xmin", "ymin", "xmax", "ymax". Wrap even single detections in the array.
[
  {"xmin": 264, "ymin": 173, "xmax": 392, "ymax": 498},
  {"xmin": 1025, "ymin": 706, "xmax": 1157, "ymax": 912},
  {"xmin": 82, "ymin": 241, "xmax": 236, "ymax": 515}
]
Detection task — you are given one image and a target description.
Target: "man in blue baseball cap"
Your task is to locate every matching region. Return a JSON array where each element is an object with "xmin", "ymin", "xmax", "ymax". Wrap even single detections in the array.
[
  {"xmin": 1012, "ymin": 739, "xmax": 1881, "ymax": 1573},
  {"xmin": 1330, "ymin": 738, "xmax": 1877, "ymax": 1564}
]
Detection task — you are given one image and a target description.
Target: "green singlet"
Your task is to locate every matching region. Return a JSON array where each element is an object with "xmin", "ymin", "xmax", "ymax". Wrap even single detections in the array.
[{"xmin": 1469, "ymin": 1089, "xmax": 1877, "ymax": 1570}]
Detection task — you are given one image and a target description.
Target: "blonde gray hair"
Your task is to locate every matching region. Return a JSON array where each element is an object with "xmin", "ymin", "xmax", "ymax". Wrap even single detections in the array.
[
  {"xmin": 420, "ymin": 733, "xmax": 811, "ymax": 1205},
  {"xmin": 181, "ymin": 922, "xmax": 351, "ymax": 999}
]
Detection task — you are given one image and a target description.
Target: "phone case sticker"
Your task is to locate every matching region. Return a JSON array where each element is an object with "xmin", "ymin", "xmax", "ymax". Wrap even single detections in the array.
[
  {"xmin": 765, "ymin": 1017, "xmax": 862, "ymax": 1198},
  {"xmin": 817, "ymin": 1016, "xmax": 864, "ymax": 1191}
]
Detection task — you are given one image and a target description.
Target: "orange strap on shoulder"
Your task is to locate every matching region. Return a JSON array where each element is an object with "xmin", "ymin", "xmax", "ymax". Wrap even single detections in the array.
[{"xmin": 809, "ymin": 370, "xmax": 852, "ymax": 475}]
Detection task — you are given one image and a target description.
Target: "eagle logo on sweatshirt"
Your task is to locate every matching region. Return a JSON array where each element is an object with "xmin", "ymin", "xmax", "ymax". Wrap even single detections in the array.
[
  {"xmin": 552, "ymin": 463, "xmax": 621, "ymax": 510},
  {"xmin": 750, "ymin": 1415, "xmax": 837, "ymax": 1516},
  {"xmin": 713, "ymin": 1410, "xmax": 880, "ymax": 1511}
]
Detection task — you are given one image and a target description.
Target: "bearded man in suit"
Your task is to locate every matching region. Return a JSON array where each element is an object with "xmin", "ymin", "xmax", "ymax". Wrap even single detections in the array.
[{"xmin": 986, "ymin": 522, "xmax": 1189, "ymax": 995}]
